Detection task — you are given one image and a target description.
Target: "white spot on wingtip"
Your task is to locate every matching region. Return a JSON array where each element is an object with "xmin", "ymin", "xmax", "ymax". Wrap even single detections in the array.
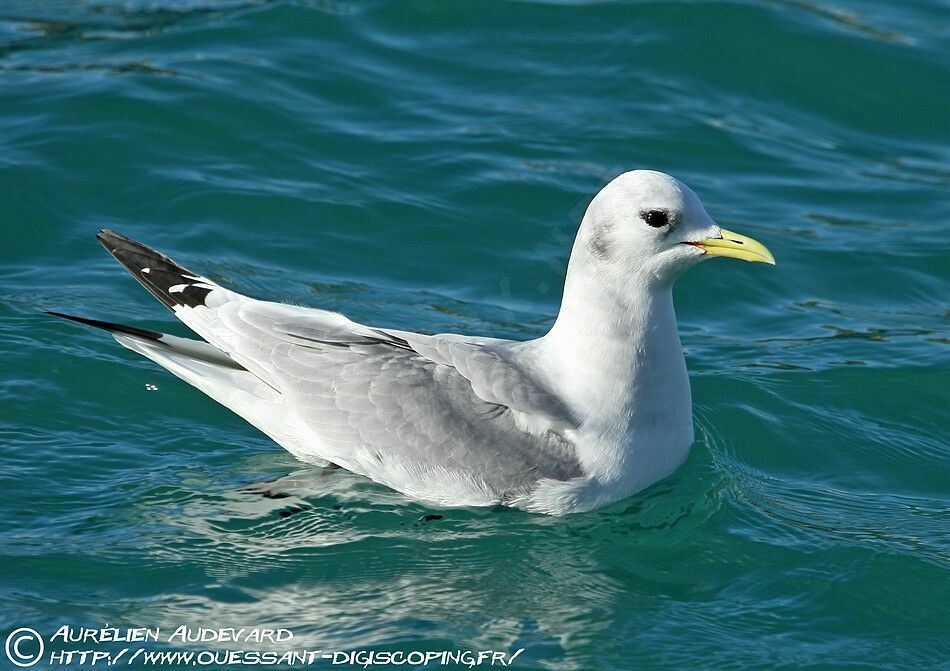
[
  {"xmin": 168, "ymin": 284, "xmax": 187, "ymax": 294},
  {"xmin": 141, "ymin": 267, "xmax": 151, "ymax": 274}
]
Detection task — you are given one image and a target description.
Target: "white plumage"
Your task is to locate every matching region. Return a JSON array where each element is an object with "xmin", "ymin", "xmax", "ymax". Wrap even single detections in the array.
[{"xmin": 51, "ymin": 170, "xmax": 774, "ymax": 515}]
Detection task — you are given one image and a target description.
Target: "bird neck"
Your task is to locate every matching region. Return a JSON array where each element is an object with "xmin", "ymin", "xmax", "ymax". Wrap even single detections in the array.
[{"xmin": 538, "ymin": 258, "xmax": 690, "ymax": 431}]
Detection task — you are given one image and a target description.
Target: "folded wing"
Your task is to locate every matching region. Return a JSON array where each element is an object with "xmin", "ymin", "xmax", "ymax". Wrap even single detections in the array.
[{"xmin": 95, "ymin": 230, "xmax": 583, "ymax": 506}]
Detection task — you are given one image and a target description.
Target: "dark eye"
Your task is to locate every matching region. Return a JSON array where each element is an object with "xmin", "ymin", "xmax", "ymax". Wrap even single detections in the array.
[{"xmin": 642, "ymin": 210, "xmax": 669, "ymax": 228}]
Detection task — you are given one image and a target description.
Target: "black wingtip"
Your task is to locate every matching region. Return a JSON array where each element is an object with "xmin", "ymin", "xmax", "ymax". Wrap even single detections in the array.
[
  {"xmin": 96, "ymin": 228, "xmax": 128, "ymax": 253},
  {"xmin": 46, "ymin": 311, "xmax": 164, "ymax": 341},
  {"xmin": 95, "ymin": 230, "xmax": 214, "ymax": 311}
]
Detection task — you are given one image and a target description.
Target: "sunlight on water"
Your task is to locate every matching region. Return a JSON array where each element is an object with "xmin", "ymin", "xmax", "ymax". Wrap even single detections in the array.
[{"xmin": 1, "ymin": 0, "xmax": 947, "ymax": 669}]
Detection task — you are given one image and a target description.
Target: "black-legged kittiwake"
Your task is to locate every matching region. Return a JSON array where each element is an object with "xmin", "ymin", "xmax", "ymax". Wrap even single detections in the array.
[{"xmin": 49, "ymin": 170, "xmax": 774, "ymax": 515}]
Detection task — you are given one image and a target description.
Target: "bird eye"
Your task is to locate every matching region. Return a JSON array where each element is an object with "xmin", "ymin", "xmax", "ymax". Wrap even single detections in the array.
[{"xmin": 642, "ymin": 210, "xmax": 669, "ymax": 228}]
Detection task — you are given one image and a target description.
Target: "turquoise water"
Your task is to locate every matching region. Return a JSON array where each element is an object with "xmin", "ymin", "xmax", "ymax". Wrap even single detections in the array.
[{"xmin": 2, "ymin": 1, "xmax": 948, "ymax": 669}]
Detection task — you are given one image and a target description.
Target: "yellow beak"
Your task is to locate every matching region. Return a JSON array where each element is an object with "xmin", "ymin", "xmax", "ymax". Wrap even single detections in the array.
[{"xmin": 692, "ymin": 228, "xmax": 775, "ymax": 265}]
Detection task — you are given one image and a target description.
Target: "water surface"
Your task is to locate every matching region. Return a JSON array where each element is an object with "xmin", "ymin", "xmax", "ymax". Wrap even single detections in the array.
[{"xmin": 1, "ymin": 1, "xmax": 948, "ymax": 669}]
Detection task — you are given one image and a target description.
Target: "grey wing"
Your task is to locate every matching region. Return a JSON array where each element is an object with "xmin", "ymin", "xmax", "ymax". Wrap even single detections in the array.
[
  {"xmin": 92, "ymin": 230, "xmax": 583, "ymax": 506},
  {"xmin": 211, "ymin": 300, "xmax": 584, "ymax": 506},
  {"xmin": 393, "ymin": 332, "xmax": 580, "ymax": 432},
  {"xmin": 271, "ymin": 340, "xmax": 582, "ymax": 505}
]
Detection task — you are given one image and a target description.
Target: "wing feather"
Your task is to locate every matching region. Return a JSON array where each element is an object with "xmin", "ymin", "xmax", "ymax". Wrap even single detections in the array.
[
  {"xmin": 212, "ymin": 301, "xmax": 584, "ymax": 503},
  {"xmin": 95, "ymin": 231, "xmax": 584, "ymax": 505}
]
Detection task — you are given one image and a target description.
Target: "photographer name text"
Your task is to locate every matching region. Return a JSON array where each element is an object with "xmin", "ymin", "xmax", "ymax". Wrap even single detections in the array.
[{"xmin": 51, "ymin": 625, "xmax": 293, "ymax": 645}]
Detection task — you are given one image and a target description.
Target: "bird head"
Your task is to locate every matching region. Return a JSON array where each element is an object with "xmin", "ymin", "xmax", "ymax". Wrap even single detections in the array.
[{"xmin": 578, "ymin": 170, "xmax": 775, "ymax": 288}]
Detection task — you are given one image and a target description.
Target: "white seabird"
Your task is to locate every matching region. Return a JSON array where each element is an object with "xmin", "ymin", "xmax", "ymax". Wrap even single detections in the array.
[{"xmin": 50, "ymin": 170, "xmax": 774, "ymax": 515}]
